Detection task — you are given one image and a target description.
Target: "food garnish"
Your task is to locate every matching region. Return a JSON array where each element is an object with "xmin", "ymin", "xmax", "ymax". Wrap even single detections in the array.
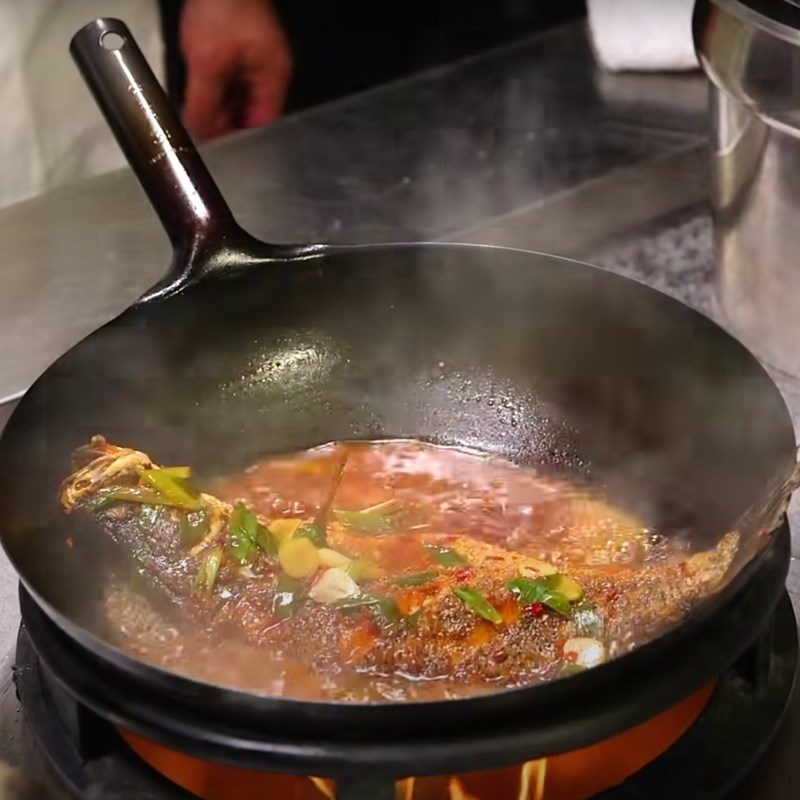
[
  {"xmin": 425, "ymin": 543, "xmax": 468, "ymax": 567},
  {"xmin": 453, "ymin": 586, "xmax": 503, "ymax": 624},
  {"xmin": 194, "ymin": 547, "xmax": 223, "ymax": 595}
]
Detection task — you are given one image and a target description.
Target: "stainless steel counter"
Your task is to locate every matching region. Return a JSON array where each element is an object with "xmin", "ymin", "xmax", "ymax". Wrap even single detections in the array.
[{"xmin": 0, "ymin": 19, "xmax": 797, "ymax": 798}]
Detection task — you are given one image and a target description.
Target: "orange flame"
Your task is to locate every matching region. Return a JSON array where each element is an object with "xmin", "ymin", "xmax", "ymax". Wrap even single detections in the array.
[
  {"xmin": 449, "ymin": 777, "xmax": 480, "ymax": 800},
  {"xmin": 119, "ymin": 680, "xmax": 715, "ymax": 800},
  {"xmin": 309, "ymin": 776, "xmax": 336, "ymax": 798},
  {"xmin": 519, "ymin": 759, "xmax": 548, "ymax": 800}
]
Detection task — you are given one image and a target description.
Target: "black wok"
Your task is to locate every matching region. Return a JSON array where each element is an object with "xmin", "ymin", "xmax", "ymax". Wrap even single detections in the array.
[{"xmin": 0, "ymin": 18, "xmax": 796, "ymax": 777}]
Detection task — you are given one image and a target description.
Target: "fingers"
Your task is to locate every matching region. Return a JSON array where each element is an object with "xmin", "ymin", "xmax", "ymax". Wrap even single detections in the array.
[
  {"xmin": 179, "ymin": 0, "xmax": 292, "ymax": 139},
  {"xmin": 185, "ymin": 51, "xmax": 291, "ymax": 138},
  {"xmin": 242, "ymin": 53, "xmax": 292, "ymax": 128},
  {"xmin": 183, "ymin": 62, "xmax": 232, "ymax": 140}
]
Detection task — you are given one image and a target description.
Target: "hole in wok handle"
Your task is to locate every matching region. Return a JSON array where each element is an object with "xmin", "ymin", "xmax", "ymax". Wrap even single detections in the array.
[{"xmin": 99, "ymin": 31, "xmax": 125, "ymax": 51}]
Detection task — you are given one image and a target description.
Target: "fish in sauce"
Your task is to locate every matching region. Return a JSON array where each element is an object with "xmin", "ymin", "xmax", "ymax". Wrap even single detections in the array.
[{"xmin": 60, "ymin": 436, "xmax": 739, "ymax": 702}]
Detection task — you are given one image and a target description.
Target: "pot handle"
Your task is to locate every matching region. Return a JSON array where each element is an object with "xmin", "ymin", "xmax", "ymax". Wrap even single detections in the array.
[{"xmin": 70, "ymin": 18, "xmax": 293, "ymax": 299}]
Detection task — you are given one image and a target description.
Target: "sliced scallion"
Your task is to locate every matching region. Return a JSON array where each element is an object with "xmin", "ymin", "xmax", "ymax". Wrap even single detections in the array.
[
  {"xmin": 424, "ymin": 543, "xmax": 468, "ymax": 567},
  {"xmin": 394, "ymin": 571, "xmax": 438, "ymax": 587},
  {"xmin": 453, "ymin": 586, "xmax": 502, "ymax": 624},
  {"xmin": 507, "ymin": 576, "xmax": 571, "ymax": 617},
  {"xmin": 333, "ymin": 593, "xmax": 401, "ymax": 626},
  {"xmin": 257, "ymin": 523, "xmax": 278, "ymax": 556},
  {"xmin": 139, "ymin": 467, "xmax": 203, "ymax": 510},
  {"xmin": 194, "ymin": 546, "xmax": 223, "ymax": 595},
  {"xmin": 333, "ymin": 499, "xmax": 420, "ymax": 534}
]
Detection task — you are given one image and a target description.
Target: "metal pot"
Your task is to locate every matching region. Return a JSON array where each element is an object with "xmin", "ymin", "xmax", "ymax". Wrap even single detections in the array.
[{"xmin": 695, "ymin": 0, "xmax": 800, "ymax": 375}]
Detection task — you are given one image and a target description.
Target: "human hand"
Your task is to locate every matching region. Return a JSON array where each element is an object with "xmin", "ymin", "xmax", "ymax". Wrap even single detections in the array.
[{"xmin": 180, "ymin": 0, "xmax": 292, "ymax": 140}]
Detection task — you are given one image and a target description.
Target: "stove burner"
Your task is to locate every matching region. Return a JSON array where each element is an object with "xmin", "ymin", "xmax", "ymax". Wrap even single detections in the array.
[{"xmin": 13, "ymin": 594, "xmax": 798, "ymax": 800}]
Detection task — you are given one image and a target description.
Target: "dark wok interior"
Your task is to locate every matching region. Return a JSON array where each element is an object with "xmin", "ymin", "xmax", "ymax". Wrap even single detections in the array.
[{"xmin": 0, "ymin": 243, "xmax": 794, "ymax": 638}]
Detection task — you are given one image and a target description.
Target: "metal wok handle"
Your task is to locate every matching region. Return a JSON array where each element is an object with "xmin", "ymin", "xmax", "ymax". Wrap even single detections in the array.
[{"xmin": 70, "ymin": 18, "xmax": 289, "ymax": 299}]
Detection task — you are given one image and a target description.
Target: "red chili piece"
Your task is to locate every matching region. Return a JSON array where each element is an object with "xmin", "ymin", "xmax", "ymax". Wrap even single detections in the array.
[
  {"xmin": 525, "ymin": 602, "xmax": 544, "ymax": 618},
  {"xmin": 563, "ymin": 650, "xmax": 578, "ymax": 663},
  {"xmin": 453, "ymin": 567, "xmax": 474, "ymax": 583},
  {"xmin": 606, "ymin": 586, "xmax": 618, "ymax": 601}
]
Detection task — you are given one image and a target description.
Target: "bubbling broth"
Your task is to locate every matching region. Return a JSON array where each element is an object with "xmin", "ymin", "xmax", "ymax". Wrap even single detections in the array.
[{"xmin": 67, "ymin": 438, "xmax": 738, "ymax": 702}]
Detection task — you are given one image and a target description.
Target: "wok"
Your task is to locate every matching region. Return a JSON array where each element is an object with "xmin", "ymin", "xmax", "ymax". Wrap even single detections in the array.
[{"xmin": 0, "ymin": 18, "xmax": 796, "ymax": 776}]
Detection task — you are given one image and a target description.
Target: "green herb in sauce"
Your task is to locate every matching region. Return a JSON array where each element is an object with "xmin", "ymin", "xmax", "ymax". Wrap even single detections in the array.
[
  {"xmin": 425, "ymin": 544, "xmax": 468, "ymax": 567},
  {"xmin": 507, "ymin": 576, "xmax": 571, "ymax": 617},
  {"xmin": 194, "ymin": 547, "xmax": 223, "ymax": 595},
  {"xmin": 394, "ymin": 571, "xmax": 438, "ymax": 587},
  {"xmin": 453, "ymin": 586, "xmax": 502, "ymax": 624}
]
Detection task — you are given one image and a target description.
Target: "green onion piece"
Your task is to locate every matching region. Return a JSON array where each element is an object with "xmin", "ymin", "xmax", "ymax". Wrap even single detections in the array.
[
  {"xmin": 293, "ymin": 521, "xmax": 327, "ymax": 547},
  {"xmin": 140, "ymin": 468, "xmax": 203, "ymax": 511},
  {"xmin": 572, "ymin": 600, "xmax": 605, "ymax": 637},
  {"xmin": 332, "ymin": 595, "xmax": 382, "ymax": 612},
  {"xmin": 228, "ymin": 504, "xmax": 278, "ymax": 559},
  {"xmin": 194, "ymin": 546, "xmax": 223, "ymax": 595},
  {"xmin": 374, "ymin": 594, "xmax": 401, "ymax": 625},
  {"xmin": 273, "ymin": 573, "xmax": 304, "ymax": 619},
  {"xmin": 97, "ymin": 485, "xmax": 171, "ymax": 506},
  {"xmin": 156, "ymin": 466, "xmax": 191, "ymax": 479},
  {"xmin": 225, "ymin": 532, "xmax": 257, "ymax": 565},
  {"xmin": 453, "ymin": 586, "xmax": 503, "ymax": 624},
  {"xmin": 333, "ymin": 593, "xmax": 401, "ymax": 626},
  {"xmin": 333, "ymin": 499, "xmax": 420, "ymax": 534},
  {"xmin": 230, "ymin": 504, "xmax": 258, "ymax": 540},
  {"xmin": 180, "ymin": 510, "xmax": 209, "ymax": 547},
  {"xmin": 424, "ymin": 544, "xmax": 468, "ymax": 567},
  {"xmin": 394, "ymin": 571, "xmax": 438, "ymax": 587},
  {"xmin": 225, "ymin": 504, "xmax": 261, "ymax": 565},
  {"xmin": 507, "ymin": 577, "xmax": 571, "ymax": 617},
  {"xmin": 257, "ymin": 523, "xmax": 278, "ymax": 556}
]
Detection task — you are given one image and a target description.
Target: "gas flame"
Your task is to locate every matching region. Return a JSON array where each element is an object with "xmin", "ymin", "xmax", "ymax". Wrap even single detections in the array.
[
  {"xmin": 310, "ymin": 775, "xmax": 415, "ymax": 798},
  {"xmin": 449, "ymin": 777, "xmax": 479, "ymax": 800},
  {"xmin": 309, "ymin": 776, "xmax": 335, "ymax": 798},
  {"xmin": 519, "ymin": 759, "xmax": 548, "ymax": 800}
]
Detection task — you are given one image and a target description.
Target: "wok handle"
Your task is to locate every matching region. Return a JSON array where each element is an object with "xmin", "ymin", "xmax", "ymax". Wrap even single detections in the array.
[{"xmin": 70, "ymin": 18, "xmax": 263, "ymax": 296}]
